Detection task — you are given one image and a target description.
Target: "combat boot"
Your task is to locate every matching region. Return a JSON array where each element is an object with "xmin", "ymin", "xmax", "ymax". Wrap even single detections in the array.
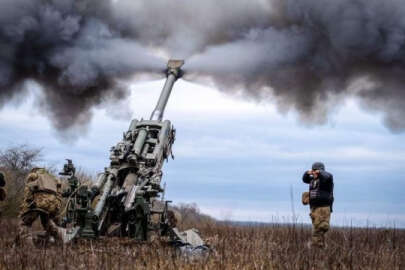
[{"xmin": 48, "ymin": 219, "xmax": 79, "ymax": 244}]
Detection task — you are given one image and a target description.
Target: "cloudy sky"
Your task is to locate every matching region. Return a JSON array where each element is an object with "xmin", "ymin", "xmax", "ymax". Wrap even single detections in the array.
[{"xmin": 1, "ymin": 79, "xmax": 404, "ymax": 228}]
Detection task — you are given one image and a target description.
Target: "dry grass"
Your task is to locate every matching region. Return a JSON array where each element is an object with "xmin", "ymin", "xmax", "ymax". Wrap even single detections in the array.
[{"xmin": 0, "ymin": 219, "xmax": 404, "ymax": 270}]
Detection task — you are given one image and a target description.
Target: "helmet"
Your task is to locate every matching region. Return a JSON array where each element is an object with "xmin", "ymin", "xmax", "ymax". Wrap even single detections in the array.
[{"xmin": 312, "ymin": 162, "xmax": 325, "ymax": 171}]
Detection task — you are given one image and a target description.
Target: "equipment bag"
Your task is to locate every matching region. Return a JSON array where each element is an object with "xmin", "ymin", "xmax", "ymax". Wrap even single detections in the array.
[
  {"xmin": 27, "ymin": 170, "xmax": 58, "ymax": 194},
  {"xmin": 302, "ymin": 191, "xmax": 310, "ymax": 205}
]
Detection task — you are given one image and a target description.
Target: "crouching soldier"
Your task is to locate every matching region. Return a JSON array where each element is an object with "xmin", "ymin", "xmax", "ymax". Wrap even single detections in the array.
[
  {"xmin": 0, "ymin": 171, "xmax": 6, "ymax": 224},
  {"xmin": 302, "ymin": 162, "xmax": 334, "ymax": 248},
  {"xmin": 17, "ymin": 168, "xmax": 67, "ymax": 246}
]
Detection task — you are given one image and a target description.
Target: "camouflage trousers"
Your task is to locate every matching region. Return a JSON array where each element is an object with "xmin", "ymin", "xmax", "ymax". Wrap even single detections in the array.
[
  {"xmin": 310, "ymin": 206, "xmax": 331, "ymax": 248},
  {"xmin": 18, "ymin": 192, "xmax": 62, "ymax": 243}
]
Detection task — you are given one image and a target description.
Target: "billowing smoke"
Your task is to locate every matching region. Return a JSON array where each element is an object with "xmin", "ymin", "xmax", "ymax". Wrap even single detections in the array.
[
  {"xmin": 2, "ymin": 0, "xmax": 405, "ymax": 133},
  {"xmin": 0, "ymin": 0, "xmax": 164, "ymax": 130},
  {"xmin": 185, "ymin": 0, "xmax": 405, "ymax": 132}
]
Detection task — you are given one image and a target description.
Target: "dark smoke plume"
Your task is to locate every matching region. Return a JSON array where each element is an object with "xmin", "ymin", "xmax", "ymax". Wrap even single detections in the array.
[
  {"xmin": 184, "ymin": 0, "xmax": 405, "ymax": 132},
  {"xmin": 0, "ymin": 0, "xmax": 164, "ymax": 130},
  {"xmin": 2, "ymin": 0, "xmax": 405, "ymax": 133}
]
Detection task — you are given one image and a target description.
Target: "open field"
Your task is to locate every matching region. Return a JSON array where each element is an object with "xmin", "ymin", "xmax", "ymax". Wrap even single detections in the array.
[{"xmin": 0, "ymin": 219, "xmax": 404, "ymax": 270}]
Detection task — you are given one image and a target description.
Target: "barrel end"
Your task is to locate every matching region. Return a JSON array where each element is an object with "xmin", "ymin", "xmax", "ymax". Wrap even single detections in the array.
[{"xmin": 167, "ymin": 59, "xmax": 184, "ymax": 70}]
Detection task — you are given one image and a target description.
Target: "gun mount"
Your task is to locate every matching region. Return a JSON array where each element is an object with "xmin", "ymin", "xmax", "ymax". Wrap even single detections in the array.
[{"xmin": 65, "ymin": 60, "xmax": 185, "ymax": 241}]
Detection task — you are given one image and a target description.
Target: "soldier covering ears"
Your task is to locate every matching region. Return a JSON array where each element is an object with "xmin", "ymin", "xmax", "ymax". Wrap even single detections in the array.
[{"xmin": 302, "ymin": 162, "xmax": 334, "ymax": 248}]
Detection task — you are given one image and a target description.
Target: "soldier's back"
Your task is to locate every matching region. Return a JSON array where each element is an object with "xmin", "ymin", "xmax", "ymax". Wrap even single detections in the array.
[{"xmin": 21, "ymin": 168, "xmax": 62, "ymax": 216}]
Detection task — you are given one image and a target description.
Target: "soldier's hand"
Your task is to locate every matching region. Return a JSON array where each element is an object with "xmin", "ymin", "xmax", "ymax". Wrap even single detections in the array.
[
  {"xmin": 307, "ymin": 170, "xmax": 313, "ymax": 175},
  {"xmin": 28, "ymin": 201, "xmax": 36, "ymax": 209}
]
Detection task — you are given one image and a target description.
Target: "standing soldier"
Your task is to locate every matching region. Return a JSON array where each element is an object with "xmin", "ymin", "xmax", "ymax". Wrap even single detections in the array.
[
  {"xmin": 302, "ymin": 162, "xmax": 334, "ymax": 248},
  {"xmin": 0, "ymin": 171, "xmax": 6, "ymax": 224},
  {"xmin": 17, "ymin": 168, "xmax": 67, "ymax": 245}
]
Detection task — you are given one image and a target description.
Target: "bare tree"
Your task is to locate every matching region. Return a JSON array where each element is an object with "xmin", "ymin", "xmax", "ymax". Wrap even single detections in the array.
[
  {"xmin": 174, "ymin": 203, "xmax": 215, "ymax": 229},
  {"xmin": 0, "ymin": 145, "xmax": 43, "ymax": 216}
]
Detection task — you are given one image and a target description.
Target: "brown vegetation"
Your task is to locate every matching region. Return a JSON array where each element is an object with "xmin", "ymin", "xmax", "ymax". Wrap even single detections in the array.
[
  {"xmin": 0, "ymin": 145, "xmax": 43, "ymax": 217},
  {"xmin": 1, "ymin": 217, "xmax": 404, "ymax": 270}
]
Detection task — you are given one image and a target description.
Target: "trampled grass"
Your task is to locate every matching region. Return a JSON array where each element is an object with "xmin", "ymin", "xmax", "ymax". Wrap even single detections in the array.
[{"xmin": 1, "ymin": 219, "xmax": 404, "ymax": 269}]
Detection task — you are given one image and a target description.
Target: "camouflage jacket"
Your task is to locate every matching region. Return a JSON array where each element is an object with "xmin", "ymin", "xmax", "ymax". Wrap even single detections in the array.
[{"xmin": 21, "ymin": 168, "xmax": 62, "ymax": 215}]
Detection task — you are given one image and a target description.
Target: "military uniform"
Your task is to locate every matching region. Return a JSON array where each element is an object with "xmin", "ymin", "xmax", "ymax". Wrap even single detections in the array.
[
  {"xmin": 302, "ymin": 162, "xmax": 334, "ymax": 248},
  {"xmin": 0, "ymin": 171, "xmax": 6, "ymax": 223},
  {"xmin": 17, "ymin": 168, "xmax": 64, "ymax": 245},
  {"xmin": 0, "ymin": 171, "xmax": 5, "ymax": 189}
]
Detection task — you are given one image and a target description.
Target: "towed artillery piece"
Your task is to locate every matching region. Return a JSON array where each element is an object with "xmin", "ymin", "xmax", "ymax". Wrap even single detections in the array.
[{"xmin": 60, "ymin": 60, "xmax": 207, "ymax": 250}]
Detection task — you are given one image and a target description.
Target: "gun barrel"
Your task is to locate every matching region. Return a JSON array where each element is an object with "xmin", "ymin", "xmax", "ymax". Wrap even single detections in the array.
[
  {"xmin": 94, "ymin": 173, "xmax": 115, "ymax": 217},
  {"xmin": 150, "ymin": 60, "xmax": 184, "ymax": 121}
]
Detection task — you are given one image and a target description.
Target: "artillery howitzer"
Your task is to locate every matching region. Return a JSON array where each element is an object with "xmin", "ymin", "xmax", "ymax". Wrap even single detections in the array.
[{"xmin": 60, "ymin": 60, "xmax": 207, "ymax": 251}]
